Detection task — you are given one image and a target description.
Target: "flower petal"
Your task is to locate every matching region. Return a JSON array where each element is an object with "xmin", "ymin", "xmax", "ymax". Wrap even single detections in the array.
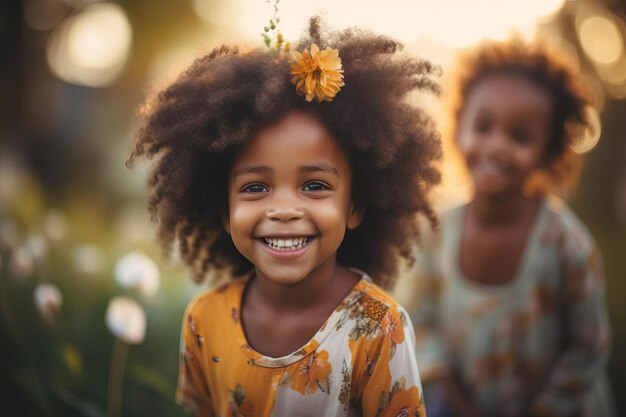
[{"xmin": 290, "ymin": 44, "xmax": 344, "ymax": 102}]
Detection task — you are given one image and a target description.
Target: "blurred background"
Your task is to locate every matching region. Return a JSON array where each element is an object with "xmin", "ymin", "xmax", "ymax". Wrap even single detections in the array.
[{"xmin": 0, "ymin": 0, "xmax": 624, "ymax": 416}]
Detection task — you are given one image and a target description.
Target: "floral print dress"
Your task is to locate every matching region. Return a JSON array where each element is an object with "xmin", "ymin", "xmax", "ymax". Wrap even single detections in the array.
[
  {"xmin": 403, "ymin": 196, "xmax": 615, "ymax": 417},
  {"xmin": 176, "ymin": 272, "xmax": 426, "ymax": 417}
]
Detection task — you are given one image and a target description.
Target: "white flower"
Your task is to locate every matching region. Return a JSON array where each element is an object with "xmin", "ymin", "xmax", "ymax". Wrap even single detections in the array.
[
  {"xmin": 72, "ymin": 244, "xmax": 105, "ymax": 276},
  {"xmin": 43, "ymin": 210, "xmax": 69, "ymax": 241},
  {"xmin": 113, "ymin": 252, "xmax": 160, "ymax": 297},
  {"xmin": 34, "ymin": 283, "xmax": 63, "ymax": 324},
  {"xmin": 105, "ymin": 295, "xmax": 146, "ymax": 345},
  {"xmin": 10, "ymin": 246, "xmax": 34, "ymax": 281},
  {"xmin": 26, "ymin": 234, "xmax": 48, "ymax": 262}
]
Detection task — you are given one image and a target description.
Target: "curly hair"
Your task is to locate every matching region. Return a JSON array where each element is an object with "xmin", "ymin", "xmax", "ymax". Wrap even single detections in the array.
[
  {"xmin": 445, "ymin": 38, "xmax": 595, "ymax": 193},
  {"xmin": 128, "ymin": 17, "xmax": 442, "ymax": 288}
]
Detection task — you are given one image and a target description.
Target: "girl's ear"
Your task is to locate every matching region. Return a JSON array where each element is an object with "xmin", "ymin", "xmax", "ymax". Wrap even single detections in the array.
[{"xmin": 347, "ymin": 203, "xmax": 365, "ymax": 230}]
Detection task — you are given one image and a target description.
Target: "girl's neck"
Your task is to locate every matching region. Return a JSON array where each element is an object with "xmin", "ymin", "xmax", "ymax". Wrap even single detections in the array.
[
  {"xmin": 250, "ymin": 261, "xmax": 356, "ymax": 312},
  {"xmin": 469, "ymin": 189, "xmax": 541, "ymax": 227}
]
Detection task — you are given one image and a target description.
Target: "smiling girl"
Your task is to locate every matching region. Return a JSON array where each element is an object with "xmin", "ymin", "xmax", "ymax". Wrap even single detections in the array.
[
  {"xmin": 128, "ymin": 17, "xmax": 441, "ymax": 417},
  {"xmin": 406, "ymin": 39, "xmax": 615, "ymax": 417}
]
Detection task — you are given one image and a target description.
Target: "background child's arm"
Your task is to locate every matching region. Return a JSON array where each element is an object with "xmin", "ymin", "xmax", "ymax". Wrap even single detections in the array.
[
  {"xmin": 530, "ymin": 227, "xmax": 611, "ymax": 417},
  {"xmin": 396, "ymin": 234, "xmax": 448, "ymax": 383},
  {"xmin": 409, "ymin": 253, "xmax": 482, "ymax": 417}
]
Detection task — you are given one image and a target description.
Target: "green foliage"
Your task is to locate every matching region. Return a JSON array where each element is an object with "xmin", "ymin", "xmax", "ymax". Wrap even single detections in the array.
[
  {"xmin": 262, "ymin": 0, "xmax": 288, "ymax": 53},
  {"xmin": 0, "ymin": 206, "xmax": 192, "ymax": 417}
]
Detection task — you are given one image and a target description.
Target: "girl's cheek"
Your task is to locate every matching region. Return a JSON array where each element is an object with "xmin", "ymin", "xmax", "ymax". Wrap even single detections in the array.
[{"xmin": 229, "ymin": 204, "xmax": 256, "ymax": 230}]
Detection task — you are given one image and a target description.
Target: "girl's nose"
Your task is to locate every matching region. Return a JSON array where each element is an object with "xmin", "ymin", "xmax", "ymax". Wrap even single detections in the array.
[
  {"xmin": 485, "ymin": 129, "xmax": 508, "ymax": 156},
  {"xmin": 265, "ymin": 197, "xmax": 304, "ymax": 222}
]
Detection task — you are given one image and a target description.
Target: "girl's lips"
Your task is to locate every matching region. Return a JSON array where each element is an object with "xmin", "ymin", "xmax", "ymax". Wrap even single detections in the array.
[
  {"xmin": 256, "ymin": 236, "xmax": 316, "ymax": 257},
  {"xmin": 475, "ymin": 158, "xmax": 507, "ymax": 173},
  {"xmin": 262, "ymin": 236, "xmax": 311, "ymax": 250}
]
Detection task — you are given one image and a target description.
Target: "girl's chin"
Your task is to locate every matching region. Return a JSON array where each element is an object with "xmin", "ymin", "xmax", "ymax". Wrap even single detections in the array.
[
  {"xmin": 473, "ymin": 181, "xmax": 521, "ymax": 197},
  {"xmin": 255, "ymin": 267, "xmax": 312, "ymax": 286}
]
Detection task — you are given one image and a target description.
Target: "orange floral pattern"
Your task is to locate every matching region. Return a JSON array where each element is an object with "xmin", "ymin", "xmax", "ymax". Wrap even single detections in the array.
[
  {"xmin": 380, "ymin": 307, "xmax": 405, "ymax": 358},
  {"xmin": 289, "ymin": 350, "xmax": 332, "ymax": 395},
  {"xmin": 177, "ymin": 273, "xmax": 426, "ymax": 417},
  {"xmin": 379, "ymin": 386, "xmax": 423, "ymax": 417},
  {"xmin": 229, "ymin": 384, "xmax": 255, "ymax": 417}
]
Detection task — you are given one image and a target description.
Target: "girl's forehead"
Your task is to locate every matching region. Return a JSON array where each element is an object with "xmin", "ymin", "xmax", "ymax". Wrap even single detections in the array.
[
  {"xmin": 231, "ymin": 112, "xmax": 350, "ymax": 172},
  {"xmin": 465, "ymin": 73, "xmax": 553, "ymax": 116}
]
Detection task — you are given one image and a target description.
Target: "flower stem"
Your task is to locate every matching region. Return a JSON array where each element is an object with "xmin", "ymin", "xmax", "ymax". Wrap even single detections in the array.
[{"xmin": 107, "ymin": 338, "xmax": 129, "ymax": 417}]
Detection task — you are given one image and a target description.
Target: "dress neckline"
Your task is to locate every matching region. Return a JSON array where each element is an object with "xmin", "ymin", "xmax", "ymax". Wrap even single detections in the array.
[
  {"xmin": 450, "ymin": 199, "xmax": 548, "ymax": 293},
  {"xmin": 230, "ymin": 270, "xmax": 372, "ymax": 368}
]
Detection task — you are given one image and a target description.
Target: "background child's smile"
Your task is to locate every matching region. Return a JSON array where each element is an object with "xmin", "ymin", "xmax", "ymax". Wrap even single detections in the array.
[{"xmin": 458, "ymin": 73, "xmax": 552, "ymax": 197}]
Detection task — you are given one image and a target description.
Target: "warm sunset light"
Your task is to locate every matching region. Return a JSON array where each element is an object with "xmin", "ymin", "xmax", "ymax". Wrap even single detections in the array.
[
  {"xmin": 46, "ymin": 3, "xmax": 132, "ymax": 87},
  {"xmin": 577, "ymin": 14, "xmax": 624, "ymax": 65},
  {"xmin": 5, "ymin": 1, "xmax": 625, "ymax": 416},
  {"xmin": 192, "ymin": 0, "xmax": 566, "ymax": 46}
]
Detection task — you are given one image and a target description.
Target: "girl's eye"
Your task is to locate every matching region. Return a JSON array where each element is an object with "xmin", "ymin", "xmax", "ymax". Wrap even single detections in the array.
[
  {"xmin": 511, "ymin": 126, "xmax": 531, "ymax": 144},
  {"xmin": 303, "ymin": 181, "xmax": 330, "ymax": 192},
  {"xmin": 241, "ymin": 183, "xmax": 268, "ymax": 193},
  {"xmin": 473, "ymin": 117, "xmax": 491, "ymax": 134}
]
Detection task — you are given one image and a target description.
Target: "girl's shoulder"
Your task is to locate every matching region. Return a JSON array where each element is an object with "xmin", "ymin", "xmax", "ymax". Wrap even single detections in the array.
[
  {"xmin": 184, "ymin": 278, "xmax": 247, "ymax": 317},
  {"xmin": 537, "ymin": 195, "xmax": 603, "ymax": 273},
  {"xmin": 542, "ymin": 195, "xmax": 597, "ymax": 247},
  {"xmin": 353, "ymin": 271, "xmax": 411, "ymax": 317}
]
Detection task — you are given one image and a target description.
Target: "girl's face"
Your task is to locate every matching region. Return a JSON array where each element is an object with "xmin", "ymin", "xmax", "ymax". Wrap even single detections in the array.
[
  {"xmin": 227, "ymin": 111, "xmax": 362, "ymax": 285},
  {"xmin": 457, "ymin": 73, "xmax": 553, "ymax": 197}
]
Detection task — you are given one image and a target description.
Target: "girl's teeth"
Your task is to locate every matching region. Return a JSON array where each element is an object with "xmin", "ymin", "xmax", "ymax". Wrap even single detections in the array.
[{"xmin": 263, "ymin": 237, "xmax": 310, "ymax": 250}]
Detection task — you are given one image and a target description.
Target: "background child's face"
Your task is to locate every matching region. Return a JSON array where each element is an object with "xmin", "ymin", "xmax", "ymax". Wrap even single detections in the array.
[
  {"xmin": 457, "ymin": 73, "xmax": 552, "ymax": 197},
  {"xmin": 227, "ymin": 111, "xmax": 362, "ymax": 285}
]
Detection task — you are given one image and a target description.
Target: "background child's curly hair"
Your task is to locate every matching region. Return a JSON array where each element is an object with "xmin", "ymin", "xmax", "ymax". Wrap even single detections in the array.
[
  {"xmin": 446, "ymin": 38, "xmax": 596, "ymax": 194},
  {"xmin": 128, "ymin": 17, "xmax": 442, "ymax": 288}
]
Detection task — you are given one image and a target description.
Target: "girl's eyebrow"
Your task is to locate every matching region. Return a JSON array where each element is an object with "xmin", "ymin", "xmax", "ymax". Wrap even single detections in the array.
[
  {"xmin": 233, "ymin": 163, "xmax": 339, "ymax": 179},
  {"xmin": 299, "ymin": 162, "xmax": 339, "ymax": 176},
  {"xmin": 232, "ymin": 165, "xmax": 271, "ymax": 179}
]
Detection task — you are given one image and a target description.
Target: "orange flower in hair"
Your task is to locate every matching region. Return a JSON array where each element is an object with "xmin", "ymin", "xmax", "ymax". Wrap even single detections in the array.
[{"xmin": 290, "ymin": 43, "xmax": 344, "ymax": 102}]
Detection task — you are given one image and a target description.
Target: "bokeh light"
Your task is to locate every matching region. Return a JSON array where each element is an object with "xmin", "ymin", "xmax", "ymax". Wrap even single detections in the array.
[
  {"xmin": 597, "ymin": 56, "xmax": 626, "ymax": 86},
  {"xmin": 568, "ymin": 106, "xmax": 602, "ymax": 154},
  {"xmin": 114, "ymin": 252, "xmax": 160, "ymax": 298},
  {"xmin": 577, "ymin": 12, "xmax": 624, "ymax": 65},
  {"xmin": 46, "ymin": 2, "xmax": 132, "ymax": 87},
  {"xmin": 34, "ymin": 283, "xmax": 63, "ymax": 324},
  {"xmin": 105, "ymin": 296, "xmax": 147, "ymax": 345},
  {"xmin": 4, "ymin": 0, "xmax": 626, "ymax": 415}
]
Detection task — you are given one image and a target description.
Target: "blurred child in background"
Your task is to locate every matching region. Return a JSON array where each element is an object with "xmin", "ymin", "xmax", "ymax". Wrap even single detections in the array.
[
  {"xmin": 403, "ymin": 39, "xmax": 615, "ymax": 417},
  {"xmin": 129, "ymin": 17, "xmax": 442, "ymax": 417}
]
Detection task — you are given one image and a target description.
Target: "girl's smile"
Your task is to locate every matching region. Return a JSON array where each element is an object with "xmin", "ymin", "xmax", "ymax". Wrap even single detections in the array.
[
  {"xmin": 259, "ymin": 236, "xmax": 314, "ymax": 252},
  {"xmin": 227, "ymin": 111, "xmax": 363, "ymax": 286},
  {"xmin": 457, "ymin": 73, "xmax": 552, "ymax": 197}
]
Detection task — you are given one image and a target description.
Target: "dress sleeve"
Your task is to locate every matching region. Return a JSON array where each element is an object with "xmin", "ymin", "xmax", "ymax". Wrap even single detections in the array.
[
  {"xmin": 530, "ymin": 227, "xmax": 612, "ymax": 417},
  {"xmin": 360, "ymin": 306, "xmax": 427, "ymax": 417},
  {"xmin": 176, "ymin": 307, "xmax": 215, "ymax": 417},
  {"xmin": 406, "ymin": 232, "xmax": 448, "ymax": 381}
]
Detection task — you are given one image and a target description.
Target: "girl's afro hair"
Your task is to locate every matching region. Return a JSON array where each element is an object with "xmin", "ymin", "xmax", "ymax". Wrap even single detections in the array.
[{"xmin": 128, "ymin": 17, "xmax": 442, "ymax": 289}]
